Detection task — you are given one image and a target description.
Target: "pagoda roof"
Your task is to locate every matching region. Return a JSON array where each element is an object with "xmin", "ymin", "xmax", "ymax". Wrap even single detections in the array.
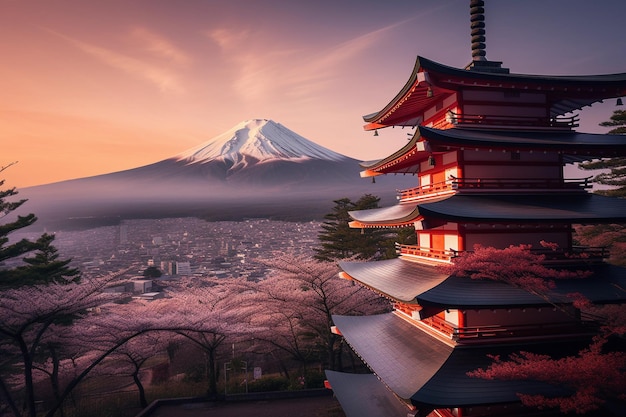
[
  {"xmin": 420, "ymin": 126, "xmax": 626, "ymax": 157},
  {"xmin": 359, "ymin": 132, "xmax": 423, "ymax": 174},
  {"xmin": 324, "ymin": 371, "xmax": 409, "ymax": 417},
  {"xmin": 332, "ymin": 313, "xmax": 454, "ymax": 400},
  {"xmin": 419, "ymin": 193, "xmax": 626, "ymax": 223},
  {"xmin": 421, "ymin": 263, "xmax": 626, "ymax": 308},
  {"xmin": 332, "ymin": 313, "xmax": 574, "ymax": 407},
  {"xmin": 340, "ymin": 258, "xmax": 626, "ymax": 308},
  {"xmin": 360, "ymin": 126, "xmax": 626, "ymax": 175},
  {"xmin": 338, "ymin": 258, "xmax": 449, "ymax": 303},
  {"xmin": 363, "ymin": 56, "xmax": 626, "ymax": 129},
  {"xmin": 348, "ymin": 203, "xmax": 421, "ymax": 227},
  {"xmin": 348, "ymin": 193, "xmax": 626, "ymax": 227}
]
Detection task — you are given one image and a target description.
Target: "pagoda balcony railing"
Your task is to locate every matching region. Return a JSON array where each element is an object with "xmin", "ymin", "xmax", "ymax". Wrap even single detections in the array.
[
  {"xmin": 396, "ymin": 243, "xmax": 454, "ymax": 262},
  {"xmin": 397, "ymin": 180, "xmax": 455, "ymax": 202},
  {"xmin": 398, "ymin": 177, "xmax": 591, "ymax": 202},
  {"xmin": 450, "ymin": 245, "xmax": 609, "ymax": 265},
  {"xmin": 420, "ymin": 314, "xmax": 597, "ymax": 341},
  {"xmin": 397, "ymin": 244, "xmax": 608, "ymax": 265},
  {"xmin": 451, "ymin": 177, "xmax": 592, "ymax": 192},
  {"xmin": 447, "ymin": 111, "xmax": 579, "ymax": 130}
]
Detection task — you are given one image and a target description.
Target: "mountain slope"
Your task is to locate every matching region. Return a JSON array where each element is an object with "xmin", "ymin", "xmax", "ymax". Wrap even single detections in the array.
[
  {"xmin": 176, "ymin": 118, "xmax": 345, "ymax": 165},
  {"xmin": 18, "ymin": 119, "xmax": 415, "ymax": 228}
]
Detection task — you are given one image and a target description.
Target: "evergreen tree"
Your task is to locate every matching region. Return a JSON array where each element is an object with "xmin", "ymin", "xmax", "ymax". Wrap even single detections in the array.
[
  {"xmin": 0, "ymin": 167, "xmax": 79, "ymax": 288},
  {"xmin": 315, "ymin": 194, "xmax": 414, "ymax": 261},
  {"xmin": 315, "ymin": 195, "xmax": 376, "ymax": 261},
  {"xmin": 579, "ymin": 110, "xmax": 626, "ymax": 197},
  {"xmin": 8, "ymin": 233, "xmax": 81, "ymax": 286},
  {"xmin": 0, "ymin": 182, "xmax": 38, "ymax": 267}
]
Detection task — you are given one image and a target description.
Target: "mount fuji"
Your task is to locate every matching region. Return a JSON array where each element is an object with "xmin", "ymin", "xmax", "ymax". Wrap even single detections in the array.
[{"xmin": 19, "ymin": 119, "xmax": 414, "ymax": 229}]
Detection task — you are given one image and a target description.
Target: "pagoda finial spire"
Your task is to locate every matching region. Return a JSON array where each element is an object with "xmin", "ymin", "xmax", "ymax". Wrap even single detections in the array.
[
  {"xmin": 466, "ymin": 0, "xmax": 508, "ymax": 73},
  {"xmin": 470, "ymin": 0, "xmax": 487, "ymax": 61}
]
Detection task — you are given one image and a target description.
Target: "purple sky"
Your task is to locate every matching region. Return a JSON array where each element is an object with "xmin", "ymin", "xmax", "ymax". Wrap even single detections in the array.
[{"xmin": 2, "ymin": 0, "xmax": 625, "ymax": 187}]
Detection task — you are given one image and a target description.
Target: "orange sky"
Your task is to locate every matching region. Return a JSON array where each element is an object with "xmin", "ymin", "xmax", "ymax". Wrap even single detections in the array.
[{"xmin": 2, "ymin": 0, "xmax": 626, "ymax": 188}]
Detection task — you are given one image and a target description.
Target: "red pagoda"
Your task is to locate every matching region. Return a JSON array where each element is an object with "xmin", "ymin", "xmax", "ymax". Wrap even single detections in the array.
[{"xmin": 325, "ymin": 2, "xmax": 626, "ymax": 416}]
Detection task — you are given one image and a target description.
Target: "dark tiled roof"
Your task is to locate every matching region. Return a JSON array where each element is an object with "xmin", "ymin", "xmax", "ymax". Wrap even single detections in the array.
[
  {"xmin": 412, "ymin": 341, "xmax": 579, "ymax": 408},
  {"xmin": 333, "ymin": 313, "xmax": 578, "ymax": 408},
  {"xmin": 341, "ymin": 259, "xmax": 626, "ymax": 308},
  {"xmin": 421, "ymin": 126, "xmax": 626, "ymax": 156},
  {"xmin": 418, "ymin": 275, "xmax": 543, "ymax": 308},
  {"xmin": 324, "ymin": 371, "xmax": 409, "ymax": 417},
  {"xmin": 363, "ymin": 56, "xmax": 626, "ymax": 125},
  {"xmin": 338, "ymin": 258, "xmax": 449, "ymax": 302},
  {"xmin": 348, "ymin": 203, "xmax": 420, "ymax": 225},
  {"xmin": 359, "ymin": 126, "xmax": 626, "ymax": 174},
  {"xmin": 418, "ymin": 268, "xmax": 626, "ymax": 308},
  {"xmin": 419, "ymin": 193, "xmax": 626, "ymax": 223},
  {"xmin": 332, "ymin": 313, "xmax": 454, "ymax": 399}
]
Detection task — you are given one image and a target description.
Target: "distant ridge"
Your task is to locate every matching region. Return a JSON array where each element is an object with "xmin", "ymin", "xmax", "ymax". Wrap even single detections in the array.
[{"xmin": 19, "ymin": 119, "xmax": 415, "ymax": 229}]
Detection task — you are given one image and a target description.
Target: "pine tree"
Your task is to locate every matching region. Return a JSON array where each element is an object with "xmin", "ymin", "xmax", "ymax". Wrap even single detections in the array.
[
  {"xmin": 0, "ymin": 177, "xmax": 38, "ymax": 268},
  {"xmin": 1, "ymin": 168, "xmax": 80, "ymax": 288},
  {"xmin": 315, "ymin": 194, "xmax": 416, "ymax": 261},
  {"xmin": 8, "ymin": 233, "xmax": 81, "ymax": 286},
  {"xmin": 314, "ymin": 194, "xmax": 380, "ymax": 261},
  {"xmin": 579, "ymin": 110, "xmax": 626, "ymax": 197}
]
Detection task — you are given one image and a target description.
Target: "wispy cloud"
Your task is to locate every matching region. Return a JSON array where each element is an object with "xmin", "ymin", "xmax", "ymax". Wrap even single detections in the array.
[
  {"xmin": 205, "ymin": 19, "xmax": 409, "ymax": 102},
  {"xmin": 130, "ymin": 27, "xmax": 191, "ymax": 66},
  {"xmin": 207, "ymin": 28, "xmax": 251, "ymax": 50},
  {"xmin": 48, "ymin": 29, "xmax": 185, "ymax": 94}
]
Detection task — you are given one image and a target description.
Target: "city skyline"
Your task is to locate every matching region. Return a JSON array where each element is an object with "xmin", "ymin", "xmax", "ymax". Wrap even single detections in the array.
[{"xmin": 3, "ymin": 0, "xmax": 626, "ymax": 188}]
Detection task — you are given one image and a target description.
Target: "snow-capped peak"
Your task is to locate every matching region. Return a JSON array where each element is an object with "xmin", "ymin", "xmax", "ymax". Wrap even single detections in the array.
[{"xmin": 176, "ymin": 119, "xmax": 346, "ymax": 166}]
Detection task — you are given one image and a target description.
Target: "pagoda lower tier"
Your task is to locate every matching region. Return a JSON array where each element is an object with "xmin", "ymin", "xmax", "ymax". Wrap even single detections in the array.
[
  {"xmin": 331, "ymin": 256, "xmax": 626, "ymax": 416},
  {"xmin": 328, "ymin": 312, "xmax": 593, "ymax": 417},
  {"xmin": 339, "ymin": 258, "xmax": 626, "ymax": 343}
]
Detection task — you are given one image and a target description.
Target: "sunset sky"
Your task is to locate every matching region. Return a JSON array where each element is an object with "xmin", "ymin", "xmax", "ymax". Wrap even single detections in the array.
[{"xmin": 3, "ymin": 0, "xmax": 626, "ymax": 188}]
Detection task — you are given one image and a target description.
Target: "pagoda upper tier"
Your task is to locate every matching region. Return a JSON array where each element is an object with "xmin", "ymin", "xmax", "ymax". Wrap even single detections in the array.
[
  {"xmin": 361, "ymin": 125, "xmax": 626, "ymax": 178},
  {"xmin": 339, "ymin": 258, "xmax": 626, "ymax": 309},
  {"xmin": 363, "ymin": 56, "xmax": 626, "ymax": 131},
  {"xmin": 349, "ymin": 193, "xmax": 626, "ymax": 229}
]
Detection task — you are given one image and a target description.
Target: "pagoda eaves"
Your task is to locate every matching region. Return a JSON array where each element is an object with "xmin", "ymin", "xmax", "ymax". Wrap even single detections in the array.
[
  {"xmin": 360, "ymin": 126, "xmax": 626, "ymax": 177},
  {"xmin": 339, "ymin": 258, "xmax": 626, "ymax": 309},
  {"xmin": 364, "ymin": 56, "xmax": 626, "ymax": 130}
]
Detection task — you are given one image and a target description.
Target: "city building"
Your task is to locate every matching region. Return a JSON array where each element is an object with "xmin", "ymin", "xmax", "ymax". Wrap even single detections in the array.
[{"xmin": 325, "ymin": 2, "xmax": 626, "ymax": 417}]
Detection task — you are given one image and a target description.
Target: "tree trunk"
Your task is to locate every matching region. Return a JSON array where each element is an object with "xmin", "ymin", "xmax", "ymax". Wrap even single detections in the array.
[
  {"xmin": 207, "ymin": 348, "xmax": 218, "ymax": 397},
  {"xmin": 18, "ymin": 337, "xmax": 37, "ymax": 417},
  {"xmin": 133, "ymin": 370, "xmax": 148, "ymax": 408},
  {"xmin": 0, "ymin": 377, "xmax": 21, "ymax": 417},
  {"xmin": 48, "ymin": 345, "xmax": 65, "ymax": 417}
]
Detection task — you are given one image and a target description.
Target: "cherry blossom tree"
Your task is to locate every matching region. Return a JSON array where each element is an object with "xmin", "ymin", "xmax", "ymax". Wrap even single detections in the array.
[
  {"xmin": 574, "ymin": 223, "xmax": 626, "ymax": 267},
  {"xmin": 0, "ymin": 270, "xmax": 130, "ymax": 417},
  {"xmin": 249, "ymin": 255, "xmax": 389, "ymax": 379},
  {"xmin": 144, "ymin": 277, "xmax": 255, "ymax": 397},
  {"xmin": 93, "ymin": 332, "xmax": 170, "ymax": 408},
  {"xmin": 444, "ymin": 242, "xmax": 591, "ymax": 297},
  {"xmin": 447, "ymin": 243, "xmax": 626, "ymax": 414},
  {"xmin": 0, "ymin": 269, "xmax": 189, "ymax": 417},
  {"xmin": 467, "ymin": 312, "xmax": 626, "ymax": 415}
]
